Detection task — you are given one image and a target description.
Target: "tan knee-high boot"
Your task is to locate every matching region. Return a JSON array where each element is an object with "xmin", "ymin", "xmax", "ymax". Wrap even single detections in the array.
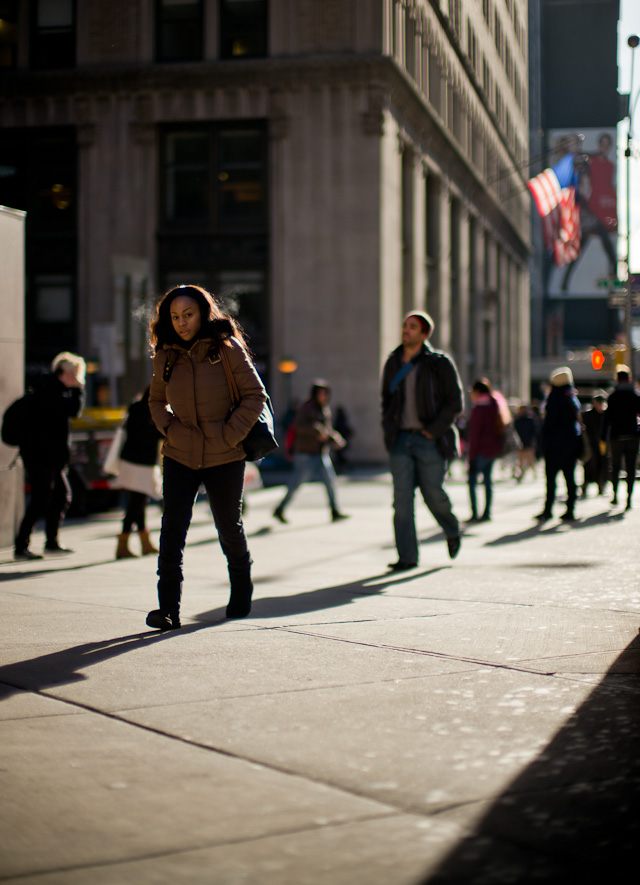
[
  {"xmin": 116, "ymin": 532, "xmax": 137, "ymax": 559},
  {"xmin": 139, "ymin": 529, "xmax": 159, "ymax": 555}
]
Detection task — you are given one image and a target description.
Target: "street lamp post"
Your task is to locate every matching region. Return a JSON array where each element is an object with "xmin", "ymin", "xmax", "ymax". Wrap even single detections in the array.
[{"xmin": 625, "ymin": 35, "xmax": 639, "ymax": 378}]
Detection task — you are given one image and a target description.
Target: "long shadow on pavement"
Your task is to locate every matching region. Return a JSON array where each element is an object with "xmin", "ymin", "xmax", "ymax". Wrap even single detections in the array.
[
  {"xmin": 0, "ymin": 569, "xmax": 446, "ymax": 702},
  {"xmin": 0, "ymin": 629, "xmax": 194, "ymax": 703},
  {"xmin": 416, "ymin": 633, "xmax": 640, "ymax": 884},
  {"xmin": 484, "ymin": 510, "xmax": 626, "ymax": 547},
  {"xmin": 194, "ymin": 567, "xmax": 448, "ymax": 623}
]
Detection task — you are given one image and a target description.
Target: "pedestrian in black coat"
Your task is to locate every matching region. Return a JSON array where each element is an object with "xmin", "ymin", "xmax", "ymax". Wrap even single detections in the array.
[
  {"xmin": 601, "ymin": 366, "xmax": 640, "ymax": 509},
  {"xmin": 536, "ymin": 366, "xmax": 581, "ymax": 523},
  {"xmin": 15, "ymin": 353, "xmax": 85, "ymax": 560}
]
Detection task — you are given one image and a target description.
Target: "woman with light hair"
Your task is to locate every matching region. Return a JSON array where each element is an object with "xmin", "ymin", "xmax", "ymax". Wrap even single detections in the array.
[
  {"xmin": 14, "ymin": 352, "xmax": 86, "ymax": 559},
  {"xmin": 535, "ymin": 366, "xmax": 582, "ymax": 523}
]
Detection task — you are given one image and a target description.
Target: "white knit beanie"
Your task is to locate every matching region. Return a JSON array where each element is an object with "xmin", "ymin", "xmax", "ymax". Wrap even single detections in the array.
[{"xmin": 550, "ymin": 366, "xmax": 574, "ymax": 387}]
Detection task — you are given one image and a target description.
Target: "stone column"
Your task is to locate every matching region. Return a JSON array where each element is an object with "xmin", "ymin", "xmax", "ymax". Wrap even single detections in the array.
[
  {"xmin": 411, "ymin": 151, "xmax": 426, "ymax": 314},
  {"xmin": 379, "ymin": 115, "xmax": 403, "ymax": 361},
  {"xmin": 267, "ymin": 89, "xmax": 291, "ymax": 413},
  {"xmin": 456, "ymin": 207, "xmax": 470, "ymax": 392},
  {"xmin": 75, "ymin": 97, "xmax": 98, "ymax": 361},
  {"xmin": 496, "ymin": 246, "xmax": 508, "ymax": 391},
  {"xmin": 516, "ymin": 262, "xmax": 530, "ymax": 400},
  {"xmin": 468, "ymin": 215, "xmax": 484, "ymax": 381},
  {"xmin": 433, "ymin": 180, "xmax": 451, "ymax": 351}
]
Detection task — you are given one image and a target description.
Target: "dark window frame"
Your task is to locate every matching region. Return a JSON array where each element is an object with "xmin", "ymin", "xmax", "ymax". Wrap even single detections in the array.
[
  {"xmin": 29, "ymin": 0, "xmax": 76, "ymax": 70},
  {"xmin": 0, "ymin": 0, "xmax": 19, "ymax": 69},
  {"xmin": 155, "ymin": 0, "xmax": 204, "ymax": 64},
  {"xmin": 219, "ymin": 0, "xmax": 268, "ymax": 60},
  {"xmin": 160, "ymin": 121, "xmax": 268, "ymax": 232}
]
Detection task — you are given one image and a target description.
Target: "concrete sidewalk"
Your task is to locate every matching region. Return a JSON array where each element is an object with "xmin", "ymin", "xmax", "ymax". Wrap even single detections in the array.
[{"xmin": 1, "ymin": 469, "xmax": 639, "ymax": 884}]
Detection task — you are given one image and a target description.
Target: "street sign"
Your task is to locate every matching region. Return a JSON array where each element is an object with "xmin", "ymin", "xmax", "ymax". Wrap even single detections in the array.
[
  {"xmin": 598, "ymin": 273, "xmax": 640, "ymax": 292},
  {"xmin": 607, "ymin": 293, "xmax": 640, "ymax": 308}
]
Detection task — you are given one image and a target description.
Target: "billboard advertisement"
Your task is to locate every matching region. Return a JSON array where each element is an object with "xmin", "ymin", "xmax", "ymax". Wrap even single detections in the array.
[{"xmin": 547, "ymin": 127, "xmax": 618, "ymax": 298}]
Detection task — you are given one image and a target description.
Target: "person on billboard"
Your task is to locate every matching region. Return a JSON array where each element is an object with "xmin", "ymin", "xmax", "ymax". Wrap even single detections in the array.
[
  {"xmin": 587, "ymin": 133, "xmax": 617, "ymax": 233},
  {"xmin": 560, "ymin": 150, "xmax": 617, "ymax": 292}
]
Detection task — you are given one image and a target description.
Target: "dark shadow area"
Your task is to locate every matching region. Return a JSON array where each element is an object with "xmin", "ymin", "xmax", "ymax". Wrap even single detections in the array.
[
  {"xmin": 417, "ymin": 634, "xmax": 640, "ymax": 884},
  {"xmin": 0, "ymin": 561, "xmax": 123, "ymax": 581},
  {"xmin": 508, "ymin": 561, "xmax": 603, "ymax": 570},
  {"xmin": 193, "ymin": 567, "xmax": 449, "ymax": 623},
  {"xmin": 0, "ymin": 627, "xmax": 210, "ymax": 703},
  {"xmin": 0, "ymin": 568, "xmax": 446, "ymax": 702},
  {"xmin": 484, "ymin": 510, "xmax": 625, "ymax": 547}
]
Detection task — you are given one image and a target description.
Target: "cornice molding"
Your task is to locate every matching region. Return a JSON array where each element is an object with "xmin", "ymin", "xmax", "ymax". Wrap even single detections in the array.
[{"xmin": 0, "ymin": 54, "xmax": 529, "ymax": 256}]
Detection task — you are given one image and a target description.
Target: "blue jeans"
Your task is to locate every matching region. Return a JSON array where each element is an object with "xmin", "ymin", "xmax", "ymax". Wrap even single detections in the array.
[
  {"xmin": 468, "ymin": 455, "xmax": 496, "ymax": 519},
  {"xmin": 389, "ymin": 431, "xmax": 459, "ymax": 563},
  {"xmin": 157, "ymin": 457, "xmax": 251, "ymax": 615},
  {"xmin": 277, "ymin": 453, "xmax": 339, "ymax": 513}
]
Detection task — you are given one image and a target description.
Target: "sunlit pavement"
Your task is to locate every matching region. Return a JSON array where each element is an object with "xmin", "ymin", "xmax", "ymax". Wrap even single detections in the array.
[{"xmin": 1, "ymin": 466, "xmax": 638, "ymax": 884}]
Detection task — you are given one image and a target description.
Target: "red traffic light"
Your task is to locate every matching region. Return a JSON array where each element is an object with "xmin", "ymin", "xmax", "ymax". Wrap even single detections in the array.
[{"xmin": 591, "ymin": 349, "xmax": 605, "ymax": 370}]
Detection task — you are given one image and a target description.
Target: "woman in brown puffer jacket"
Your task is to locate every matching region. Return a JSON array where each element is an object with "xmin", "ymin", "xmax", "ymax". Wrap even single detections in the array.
[{"xmin": 146, "ymin": 285, "xmax": 266, "ymax": 630}]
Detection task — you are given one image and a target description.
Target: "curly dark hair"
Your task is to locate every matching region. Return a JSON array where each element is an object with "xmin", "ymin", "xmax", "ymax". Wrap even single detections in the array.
[{"xmin": 149, "ymin": 285, "xmax": 246, "ymax": 354}]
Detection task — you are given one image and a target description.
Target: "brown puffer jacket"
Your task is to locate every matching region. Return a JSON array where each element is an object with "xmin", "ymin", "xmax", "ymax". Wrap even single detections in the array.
[{"xmin": 149, "ymin": 335, "xmax": 266, "ymax": 469}]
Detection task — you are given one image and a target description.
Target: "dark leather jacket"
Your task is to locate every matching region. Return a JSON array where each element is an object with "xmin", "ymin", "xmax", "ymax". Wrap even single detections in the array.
[
  {"xmin": 381, "ymin": 342, "xmax": 463, "ymax": 457},
  {"xmin": 601, "ymin": 384, "xmax": 640, "ymax": 440}
]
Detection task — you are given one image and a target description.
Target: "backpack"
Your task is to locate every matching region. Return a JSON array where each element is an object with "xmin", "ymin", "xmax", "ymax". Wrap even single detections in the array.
[{"xmin": 1, "ymin": 391, "xmax": 33, "ymax": 447}]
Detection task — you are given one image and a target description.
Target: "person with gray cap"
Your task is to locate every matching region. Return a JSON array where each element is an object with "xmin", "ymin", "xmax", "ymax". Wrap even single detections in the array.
[
  {"xmin": 535, "ymin": 366, "xmax": 582, "ymax": 522},
  {"xmin": 381, "ymin": 311, "xmax": 463, "ymax": 570},
  {"xmin": 273, "ymin": 380, "xmax": 348, "ymax": 523}
]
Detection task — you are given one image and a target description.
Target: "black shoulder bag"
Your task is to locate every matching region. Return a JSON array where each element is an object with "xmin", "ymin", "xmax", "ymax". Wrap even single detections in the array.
[{"xmin": 219, "ymin": 345, "xmax": 279, "ymax": 462}]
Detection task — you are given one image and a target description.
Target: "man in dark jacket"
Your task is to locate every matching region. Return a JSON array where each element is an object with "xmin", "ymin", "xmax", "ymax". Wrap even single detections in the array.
[
  {"xmin": 381, "ymin": 311, "xmax": 463, "ymax": 571},
  {"xmin": 15, "ymin": 352, "xmax": 85, "ymax": 560},
  {"xmin": 601, "ymin": 365, "xmax": 640, "ymax": 509}
]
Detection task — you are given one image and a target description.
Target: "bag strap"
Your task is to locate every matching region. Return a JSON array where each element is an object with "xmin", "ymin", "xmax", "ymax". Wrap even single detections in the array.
[
  {"xmin": 219, "ymin": 344, "xmax": 240, "ymax": 406},
  {"xmin": 389, "ymin": 360, "xmax": 416, "ymax": 394}
]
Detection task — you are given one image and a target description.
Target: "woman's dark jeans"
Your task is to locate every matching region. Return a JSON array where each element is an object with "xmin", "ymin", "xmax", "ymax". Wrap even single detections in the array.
[
  {"xmin": 122, "ymin": 491, "xmax": 148, "ymax": 533},
  {"xmin": 543, "ymin": 450, "xmax": 578, "ymax": 517},
  {"xmin": 157, "ymin": 456, "xmax": 251, "ymax": 615}
]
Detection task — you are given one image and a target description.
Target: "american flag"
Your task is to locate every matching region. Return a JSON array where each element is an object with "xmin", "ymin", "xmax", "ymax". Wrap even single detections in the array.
[{"xmin": 528, "ymin": 154, "xmax": 581, "ymax": 268}]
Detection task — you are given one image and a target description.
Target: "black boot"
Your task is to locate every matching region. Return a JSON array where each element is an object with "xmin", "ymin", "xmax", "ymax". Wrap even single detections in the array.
[
  {"xmin": 146, "ymin": 609, "xmax": 181, "ymax": 630},
  {"xmin": 147, "ymin": 579, "xmax": 182, "ymax": 630},
  {"xmin": 226, "ymin": 559, "xmax": 253, "ymax": 619}
]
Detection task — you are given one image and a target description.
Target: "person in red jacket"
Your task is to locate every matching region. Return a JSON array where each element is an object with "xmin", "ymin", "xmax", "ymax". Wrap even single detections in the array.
[{"xmin": 466, "ymin": 378, "xmax": 509, "ymax": 523}]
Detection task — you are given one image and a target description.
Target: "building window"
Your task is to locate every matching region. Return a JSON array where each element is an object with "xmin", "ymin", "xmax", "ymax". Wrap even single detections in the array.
[
  {"xmin": 34, "ymin": 274, "xmax": 73, "ymax": 323},
  {"xmin": 164, "ymin": 131, "xmax": 210, "ymax": 221},
  {"xmin": 162, "ymin": 125, "xmax": 266, "ymax": 228},
  {"xmin": 448, "ymin": 0, "xmax": 461, "ymax": 41},
  {"xmin": 0, "ymin": 127, "xmax": 78, "ymax": 361},
  {"xmin": 217, "ymin": 129, "xmax": 265, "ymax": 222},
  {"xmin": 219, "ymin": 0, "xmax": 267, "ymax": 60},
  {"xmin": 0, "ymin": 0, "xmax": 19, "ymax": 68},
  {"xmin": 428, "ymin": 52, "xmax": 442, "ymax": 115},
  {"xmin": 30, "ymin": 0, "xmax": 75, "ymax": 69},
  {"xmin": 156, "ymin": 0, "xmax": 203, "ymax": 63},
  {"xmin": 159, "ymin": 124, "xmax": 269, "ymax": 374}
]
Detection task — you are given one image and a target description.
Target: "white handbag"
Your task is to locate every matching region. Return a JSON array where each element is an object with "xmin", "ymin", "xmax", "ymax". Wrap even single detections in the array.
[{"xmin": 103, "ymin": 426, "xmax": 125, "ymax": 476}]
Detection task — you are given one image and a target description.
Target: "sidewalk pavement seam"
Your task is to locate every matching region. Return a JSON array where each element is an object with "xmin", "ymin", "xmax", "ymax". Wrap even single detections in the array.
[{"xmin": 1, "ymin": 686, "xmax": 471, "ymax": 828}]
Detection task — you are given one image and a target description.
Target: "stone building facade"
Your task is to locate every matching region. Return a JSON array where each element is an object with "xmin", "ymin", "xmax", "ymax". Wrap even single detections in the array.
[{"xmin": 0, "ymin": 0, "xmax": 530, "ymax": 461}]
